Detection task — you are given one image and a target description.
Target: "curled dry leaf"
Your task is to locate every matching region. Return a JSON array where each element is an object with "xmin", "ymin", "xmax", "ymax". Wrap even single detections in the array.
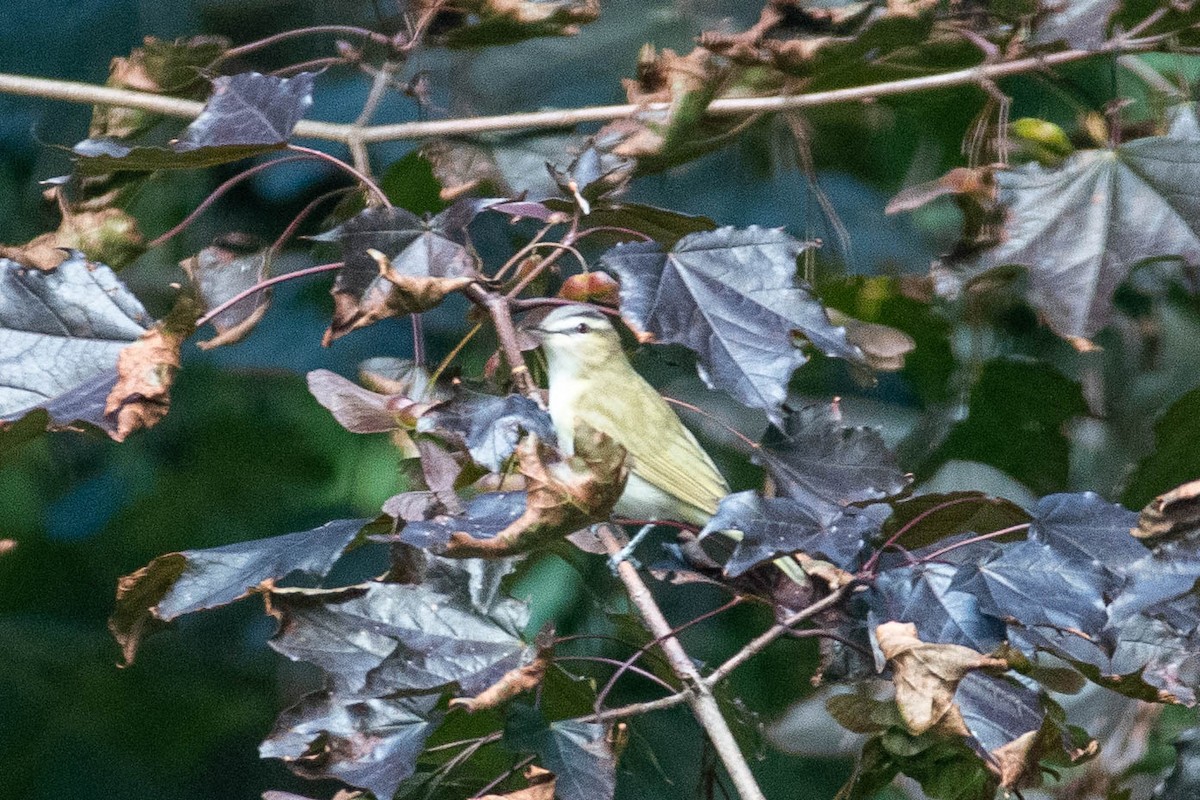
[
  {"xmin": 1135, "ymin": 479, "xmax": 1200, "ymax": 542},
  {"xmin": 90, "ymin": 35, "xmax": 229, "ymax": 140},
  {"xmin": 0, "ymin": 208, "xmax": 145, "ymax": 271},
  {"xmin": 826, "ymin": 309, "xmax": 915, "ymax": 372},
  {"xmin": 875, "ymin": 621, "xmax": 1007, "ymax": 737},
  {"xmin": 450, "ymin": 636, "xmax": 553, "ymax": 712},
  {"xmin": 442, "ymin": 424, "xmax": 628, "ymax": 558},
  {"xmin": 104, "ymin": 321, "xmax": 187, "ymax": 442},
  {"xmin": 370, "ymin": 248, "xmax": 476, "ymax": 314},
  {"xmin": 479, "ymin": 765, "xmax": 556, "ymax": 800}
]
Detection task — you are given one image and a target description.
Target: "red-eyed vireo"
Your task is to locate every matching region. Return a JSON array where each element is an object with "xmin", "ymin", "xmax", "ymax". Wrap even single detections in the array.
[
  {"xmin": 529, "ymin": 304, "xmax": 807, "ymax": 582},
  {"xmin": 529, "ymin": 304, "xmax": 729, "ymax": 528}
]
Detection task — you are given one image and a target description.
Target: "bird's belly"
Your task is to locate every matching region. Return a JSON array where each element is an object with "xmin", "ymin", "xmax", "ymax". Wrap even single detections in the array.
[{"xmin": 614, "ymin": 472, "xmax": 713, "ymax": 528}]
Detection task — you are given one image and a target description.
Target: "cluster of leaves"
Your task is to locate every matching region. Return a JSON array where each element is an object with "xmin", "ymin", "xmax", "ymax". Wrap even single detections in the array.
[{"xmin": 8, "ymin": 2, "xmax": 1200, "ymax": 800}]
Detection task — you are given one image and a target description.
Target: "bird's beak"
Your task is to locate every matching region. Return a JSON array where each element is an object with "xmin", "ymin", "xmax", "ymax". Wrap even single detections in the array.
[{"xmin": 526, "ymin": 326, "xmax": 552, "ymax": 338}]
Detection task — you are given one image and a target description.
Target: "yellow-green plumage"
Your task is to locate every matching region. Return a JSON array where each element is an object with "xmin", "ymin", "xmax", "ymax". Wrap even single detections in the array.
[{"xmin": 532, "ymin": 305, "xmax": 727, "ymax": 526}]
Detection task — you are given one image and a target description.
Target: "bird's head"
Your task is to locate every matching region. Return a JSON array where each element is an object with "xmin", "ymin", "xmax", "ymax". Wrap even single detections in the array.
[{"xmin": 528, "ymin": 304, "xmax": 624, "ymax": 371}]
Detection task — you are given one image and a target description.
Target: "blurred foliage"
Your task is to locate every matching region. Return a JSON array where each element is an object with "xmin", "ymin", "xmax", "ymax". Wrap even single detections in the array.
[{"xmin": 6, "ymin": 1, "xmax": 1200, "ymax": 799}]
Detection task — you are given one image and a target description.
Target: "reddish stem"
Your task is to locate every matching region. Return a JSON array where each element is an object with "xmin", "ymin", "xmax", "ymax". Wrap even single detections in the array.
[
  {"xmin": 194, "ymin": 261, "xmax": 342, "ymax": 329},
  {"xmin": 269, "ymin": 186, "xmax": 354, "ymax": 254},
  {"xmin": 148, "ymin": 155, "xmax": 310, "ymax": 248},
  {"xmin": 271, "ymin": 56, "xmax": 349, "ymax": 77},
  {"xmin": 662, "ymin": 396, "xmax": 760, "ymax": 451},
  {"xmin": 573, "ymin": 225, "xmax": 655, "ymax": 242},
  {"xmin": 860, "ymin": 495, "xmax": 1000, "ymax": 576},
  {"xmin": 287, "ymin": 144, "xmax": 391, "ymax": 207},
  {"xmin": 593, "ymin": 597, "xmax": 743, "ymax": 713},
  {"xmin": 209, "ymin": 25, "xmax": 394, "ymax": 69},
  {"xmin": 555, "ymin": 655, "xmax": 679, "ymax": 695},
  {"xmin": 917, "ymin": 523, "xmax": 1031, "ymax": 564}
]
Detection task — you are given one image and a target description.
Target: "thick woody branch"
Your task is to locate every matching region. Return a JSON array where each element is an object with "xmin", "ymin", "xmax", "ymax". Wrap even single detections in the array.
[
  {"xmin": 597, "ymin": 526, "xmax": 768, "ymax": 800},
  {"xmin": 0, "ymin": 41, "xmax": 1158, "ymax": 146}
]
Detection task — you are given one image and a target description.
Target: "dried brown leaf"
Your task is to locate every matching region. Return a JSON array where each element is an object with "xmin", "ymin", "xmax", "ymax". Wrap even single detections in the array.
[
  {"xmin": 0, "ymin": 209, "xmax": 144, "ymax": 271},
  {"xmin": 479, "ymin": 765, "xmax": 556, "ymax": 800},
  {"xmin": 103, "ymin": 322, "xmax": 186, "ymax": 442},
  {"xmin": 876, "ymin": 621, "xmax": 1007, "ymax": 736},
  {"xmin": 885, "ymin": 167, "xmax": 996, "ymax": 216},
  {"xmin": 450, "ymin": 639, "xmax": 552, "ymax": 712},
  {"xmin": 1135, "ymin": 478, "xmax": 1200, "ymax": 541},
  {"xmin": 990, "ymin": 729, "xmax": 1039, "ymax": 788},
  {"xmin": 444, "ymin": 424, "xmax": 627, "ymax": 557}
]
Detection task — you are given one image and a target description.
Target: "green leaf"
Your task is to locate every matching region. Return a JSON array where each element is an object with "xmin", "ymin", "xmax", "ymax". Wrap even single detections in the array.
[
  {"xmin": 381, "ymin": 150, "xmax": 448, "ymax": 215},
  {"xmin": 1124, "ymin": 386, "xmax": 1200, "ymax": 509},
  {"xmin": 835, "ymin": 738, "xmax": 901, "ymax": 800},
  {"xmin": 921, "ymin": 359, "xmax": 1088, "ymax": 495}
]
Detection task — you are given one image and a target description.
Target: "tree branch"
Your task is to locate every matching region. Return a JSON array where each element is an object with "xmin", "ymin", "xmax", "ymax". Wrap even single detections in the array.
[
  {"xmin": 703, "ymin": 581, "xmax": 858, "ymax": 689},
  {"xmin": 0, "ymin": 42, "xmax": 1156, "ymax": 146},
  {"xmin": 462, "ymin": 283, "xmax": 542, "ymax": 403},
  {"xmin": 597, "ymin": 525, "xmax": 768, "ymax": 800}
]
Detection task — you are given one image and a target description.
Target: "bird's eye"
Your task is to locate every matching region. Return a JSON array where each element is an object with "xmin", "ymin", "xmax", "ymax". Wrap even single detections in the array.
[{"xmin": 575, "ymin": 322, "xmax": 590, "ymax": 334}]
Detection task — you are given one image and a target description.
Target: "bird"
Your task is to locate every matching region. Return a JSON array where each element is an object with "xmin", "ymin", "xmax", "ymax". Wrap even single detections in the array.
[
  {"xmin": 528, "ymin": 303, "xmax": 729, "ymax": 530},
  {"xmin": 528, "ymin": 303, "xmax": 810, "ymax": 585}
]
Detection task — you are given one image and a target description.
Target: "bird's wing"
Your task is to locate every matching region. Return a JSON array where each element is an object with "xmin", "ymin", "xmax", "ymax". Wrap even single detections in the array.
[{"xmin": 576, "ymin": 375, "xmax": 730, "ymax": 518}]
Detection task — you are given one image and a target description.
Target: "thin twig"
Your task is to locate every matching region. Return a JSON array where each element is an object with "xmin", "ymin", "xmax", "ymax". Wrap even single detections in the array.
[
  {"xmin": 471, "ymin": 754, "xmax": 537, "ymax": 799},
  {"xmin": 348, "ymin": 61, "xmax": 397, "ymax": 175},
  {"xmin": 504, "ymin": 241, "xmax": 590, "ymax": 295},
  {"xmin": 917, "ymin": 522, "xmax": 1031, "ymax": 564},
  {"xmin": 271, "ymin": 56, "xmax": 349, "ymax": 77},
  {"xmin": 505, "ymin": 218, "xmax": 582, "ymax": 298},
  {"xmin": 555, "ymin": 655, "xmax": 680, "ymax": 694},
  {"xmin": 597, "ymin": 526, "xmax": 768, "ymax": 800},
  {"xmin": 0, "ymin": 42, "xmax": 1160, "ymax": 145},
  {"xmin": 581, "ymin": 690, "xmax": 690, "ymax": 724},
  {"xmin": 492, "ymin": 221, "xmax": 557, "ymax": 281},
  {"xmin": 194, "ymin": 261, "xmax": 343, "ymax": 328},
  {"xmin": 703, "ymin": 581, "xmax": 857, "ymax": 688},
  {"xmin": 148, "ymin": 155, "xmax": 311, "ymax": 248},
  {"xmin": 860, "ymin": 494, "xmax": 998, "ymax": 575},
  {"xmin": 662, "ymin": 397, "xmax": 761, "ymax": 451},
  {"xmin": 287, "ymin": 144, "xmax": 391, "ymax": 206},
  {"xmin": 208, "ymin": 25, "xmax": 394, "ymax": 70},
  {"xmin": 268, "ymin": 186, "xmax": 353, "ymax": 254},
  {"xmin": 593, "ymin": 597, "xmax": 744, "ymax": 714}
]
